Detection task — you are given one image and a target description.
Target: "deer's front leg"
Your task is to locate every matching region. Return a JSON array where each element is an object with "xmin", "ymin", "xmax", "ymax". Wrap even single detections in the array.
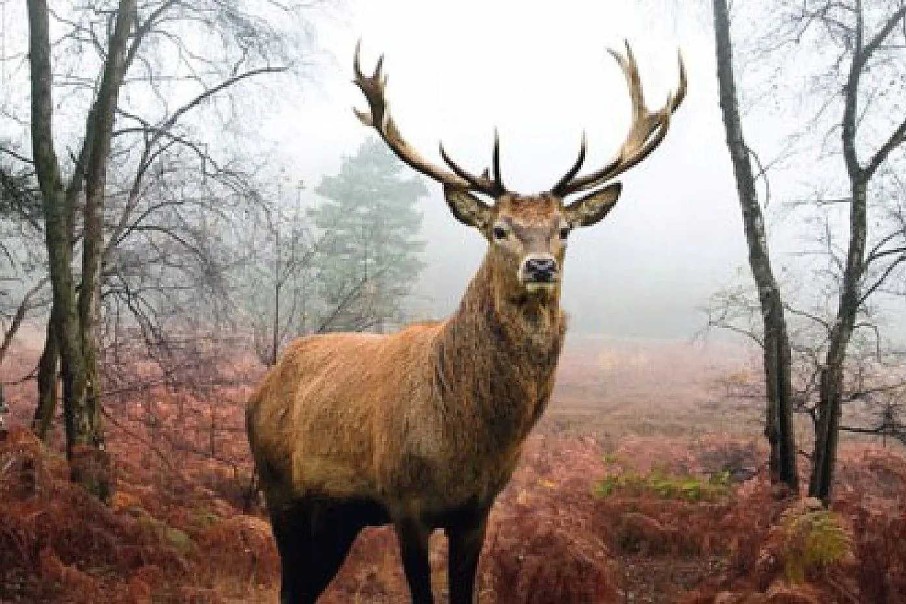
[
  {"xmin": 395, "ymin": 515, "xmax": 434, "ymax": 604},
  {"xmin": 447, "ymin": 506, "xmax": 489, "ymax": 604}
]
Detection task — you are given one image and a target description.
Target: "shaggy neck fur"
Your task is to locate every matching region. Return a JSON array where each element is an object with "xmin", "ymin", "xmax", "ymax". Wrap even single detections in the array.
[{"xmin": 433, "ymin": 250, "xmax": 567, "ymax": 456}]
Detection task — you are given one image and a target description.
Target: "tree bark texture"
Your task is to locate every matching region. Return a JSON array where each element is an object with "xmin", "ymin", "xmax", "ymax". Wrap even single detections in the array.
[
  {"xmin": 76, "ymin": 0, "xmax": 137, "ymax": 494},
  {"xmin": 32, "ymin": 318, "xmax": 58, "ymax": 442},
  {"xmin": 27, "ymin": 0, "xmax": 91, "ymax": 460},
  {"xmin": 27, "ymin": 0, "xmax": 137, "ymax": 500},
  {"xmin": 809, "ymin": 174, "xmax": 866, "ymax": 502},
  {"xmin": 712, "ymin": 0, "xmax": 799, "ymax": 492}
]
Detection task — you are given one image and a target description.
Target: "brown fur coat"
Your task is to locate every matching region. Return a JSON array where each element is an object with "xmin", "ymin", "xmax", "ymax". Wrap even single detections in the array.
[{"xmin": 246, "ymin": 252, "xmax": 566, "ymax": 520}]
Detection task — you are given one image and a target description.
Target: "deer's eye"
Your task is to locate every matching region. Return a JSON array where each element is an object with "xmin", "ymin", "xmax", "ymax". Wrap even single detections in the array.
[
  {"xmin": 559, "ymin": 227, "xmax": 570, "ymax": 240},
  {"xmin": 493, "ymin": 226, "xmax": 509, "ymax": 240}
]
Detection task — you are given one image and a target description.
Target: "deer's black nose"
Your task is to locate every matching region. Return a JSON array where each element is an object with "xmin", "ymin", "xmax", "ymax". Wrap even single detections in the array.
[{"xmin": 524, "ymin": 257, "xmax": 557, "ymax": 281}]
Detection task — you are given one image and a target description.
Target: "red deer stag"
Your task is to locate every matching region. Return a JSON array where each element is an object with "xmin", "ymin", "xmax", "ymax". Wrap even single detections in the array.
[{"xmin": 246, "ymin": 41, "xmax": 686, "ymax": 604}]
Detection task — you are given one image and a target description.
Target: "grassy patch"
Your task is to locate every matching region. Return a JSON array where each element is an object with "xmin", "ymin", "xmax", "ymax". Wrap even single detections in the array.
[{"xmin": 596, "ymin": 468, "xmax": 731, "ymax": 502}]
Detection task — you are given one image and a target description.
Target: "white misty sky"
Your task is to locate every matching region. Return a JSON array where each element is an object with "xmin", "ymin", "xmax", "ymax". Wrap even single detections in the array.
[
  {"xmin": 2, "ymin": 2, "xmax": 902, "ymax": 338},
  {"xmin": 0, "ymin": 1, "xmax": 758, "ymax": 338},
  {"xmin": 262, "ymin": 0, "xmax": 750, "ymax": 338}
]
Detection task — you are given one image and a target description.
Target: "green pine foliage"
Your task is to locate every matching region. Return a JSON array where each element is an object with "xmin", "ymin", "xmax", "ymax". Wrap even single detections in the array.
[{"xmin": 310, "ymin": 137, "xmax": 428, "ymax": 332}]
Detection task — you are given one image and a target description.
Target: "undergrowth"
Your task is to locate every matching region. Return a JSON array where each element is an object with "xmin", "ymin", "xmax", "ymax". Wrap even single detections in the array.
[
  {"xmin": 2, "ymin": 409, "xmax": 906, "ymax": 603},
  {"xmin": 0, "ymin": 427, "xmax": 278, "ymax": 602},
  {"xmin": 596, "ymin": 467, "xmax": 731, "ymax": 502},
  {"xmin": 779, "ymin": 499, "xmax": 851, "ymax": 583}
]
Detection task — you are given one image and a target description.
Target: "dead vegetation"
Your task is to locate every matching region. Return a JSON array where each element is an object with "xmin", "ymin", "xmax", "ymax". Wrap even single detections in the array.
[{"xmin": 1, "ymin": 335, "xmax": 905, "ymax": 603}]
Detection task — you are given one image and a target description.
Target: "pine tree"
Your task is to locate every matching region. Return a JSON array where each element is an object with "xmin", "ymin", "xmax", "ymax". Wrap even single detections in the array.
[{"xmin": 311, "ymin": 137, "xmax": 427, "ymax": 332}]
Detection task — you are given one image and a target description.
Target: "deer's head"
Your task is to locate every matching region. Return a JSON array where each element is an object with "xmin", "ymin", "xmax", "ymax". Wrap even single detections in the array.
[{"xmin": 353, "ymin": 42, "xmax": 686, "ymax": 300}]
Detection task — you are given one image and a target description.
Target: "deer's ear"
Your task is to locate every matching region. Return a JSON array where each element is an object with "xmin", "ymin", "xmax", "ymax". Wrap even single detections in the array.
[
  {"xmin": 443, "ymin": 186, "xmax": 492, "ymax": 230},
  {"xmin": 563, "ymin": 183, "xmax": 622, "ymax": 228}
]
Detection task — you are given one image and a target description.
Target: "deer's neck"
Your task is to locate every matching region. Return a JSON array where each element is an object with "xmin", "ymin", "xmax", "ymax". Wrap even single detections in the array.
[{"xmin": 433, "ymin": 254, "xmax": 566, "ymax": 449}]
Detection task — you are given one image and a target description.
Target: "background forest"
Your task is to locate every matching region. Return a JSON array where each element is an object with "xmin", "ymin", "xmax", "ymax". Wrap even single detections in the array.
[{"xmin": 1, "ymin": 0, "xmax": 906, "ymax": 602}]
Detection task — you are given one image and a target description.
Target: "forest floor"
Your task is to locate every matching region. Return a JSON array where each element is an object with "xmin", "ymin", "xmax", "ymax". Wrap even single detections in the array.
[{"xmin": 1, "ymin": 332, "xmax": 905, "ymax": 603}]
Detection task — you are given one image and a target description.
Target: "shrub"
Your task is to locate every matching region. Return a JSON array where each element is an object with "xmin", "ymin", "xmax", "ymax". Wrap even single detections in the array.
[
  {"xmin": 484, "ymin": 502, "xmax": 618, "ymax": 603},
  {"xmin": 853, "ymin": 503, "xmax": 906, "ymax": 603},
  {"xmin": 778, "ymin": 499, "xmax": 851, "ymax": 583}
]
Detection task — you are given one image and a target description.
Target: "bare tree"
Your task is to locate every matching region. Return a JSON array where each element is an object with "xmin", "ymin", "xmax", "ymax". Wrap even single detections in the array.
[
  {"xmin": 236, "ymin": 178, "xmax": 324, "ymax": 366},
  {"xmin": 791, "ymin": 0, "xmax": 906, "ymax": 503},
  {"xmin": 27, "ymin": 0, "xmax": 136, "ymax": 499},
  {"xmin": 0, "ymin": 154, "xmax": 47, "ymax": 374},
  {"xmin": 707, "ymin": 278, "xmax": 906, "ymax": 449},
  {"xmin": 707, "ymin": 0, "xmax": 906, "ymax": 504},
  {"xmin": 21, "ymin": 0, "xmax": 314, "ymax": 498},
  {"xmin": 711, "ymin": 0, "xmax": 799, "ymax": 492}
]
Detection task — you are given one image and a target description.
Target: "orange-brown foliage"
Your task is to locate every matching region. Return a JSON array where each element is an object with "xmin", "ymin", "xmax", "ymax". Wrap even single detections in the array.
[
  {"xmin": 0, "ymin": 425, "xmax": 275, "ymax": 602},
  {"xmin": 484, "ymin": 500, "xmax": 618, "ymax": 603},
  {"xmin": 3, "ymin": 336, "xmax": 906, "ymax": 603}
]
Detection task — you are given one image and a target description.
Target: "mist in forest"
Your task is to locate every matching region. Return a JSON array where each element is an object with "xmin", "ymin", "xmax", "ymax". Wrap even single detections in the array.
[
  {"xmin": 4, "ymin": 2, "xmax": 906, "ymax": 602},
  {"xmin": 306, "ymin": 0, "xmax": 743, "ymax": 338},
  {"xmin": 5, "ymin": 1, "xmax": 900, "ymax": 340},
  {"xmin": 258, "ymin": 0, "xmax": 903, "ymax": 339}
]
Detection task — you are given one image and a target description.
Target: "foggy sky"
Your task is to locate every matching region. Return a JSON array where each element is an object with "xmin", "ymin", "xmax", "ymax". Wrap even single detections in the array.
[
  {"xmin": 4, "ymin": 1, "xmax": 881, "ymax": 339},
  {"xmin": 264, "ymin": 0, "xmax": 746, "ymax": 338}
]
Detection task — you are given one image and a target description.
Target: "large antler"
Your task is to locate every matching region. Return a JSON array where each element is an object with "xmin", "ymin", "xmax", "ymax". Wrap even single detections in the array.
[
  {"xmin": 353, "ymin": 42, "xmax": 508, "ymax": 198},
  {"xmin": 550, "ymin": 42, "xmax": 687, "ymax": 197}
]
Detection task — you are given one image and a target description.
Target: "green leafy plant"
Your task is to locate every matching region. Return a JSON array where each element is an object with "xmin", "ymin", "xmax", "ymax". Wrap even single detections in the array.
[
  {"xmin": 595, "ymin": 469, "xmax": 731, "ymax": 502},
  {"xmin": 780, "ymin": 499, "xmax": 851, "ymax": 583}
]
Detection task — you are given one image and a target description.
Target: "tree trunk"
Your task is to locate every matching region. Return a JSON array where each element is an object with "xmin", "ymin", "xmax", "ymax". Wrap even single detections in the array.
[
  {"xmin": 28, "ymin": 0, "xmax": 135, "ymax": 500},
  {"xmin": 70, "ymin": 0, "xmax": 135, "ymax": 502},
  {"xmin": 809, "ymin": 178, "xmax": 867, "ymax": 503},
  {"xmin": 32, "ymin": 318, "xmax": 58, "ymax": 442},
  {"xmin": 807, "ymin": 2, "xmax": 877, "ymax": 504},
  {"xmin": 27, "ymin": 0, "xmax": 91, "ymax": 461},
  {"xmin": 71, "ymin": 0, "xmax": 136, "ymax": 502},
  {"xmin": 712, "ymin": 0, "xmax": 798, "ymax": 492}
]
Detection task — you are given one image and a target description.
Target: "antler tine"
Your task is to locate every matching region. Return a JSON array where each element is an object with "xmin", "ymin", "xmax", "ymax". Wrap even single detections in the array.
[
  {"xmin": 674, "ymin": 49, "xmax": 688, "ymax": 107},
  {"xmin": 353, "ymin": 39, "xmax": 364, "ymax": 78},
  {"xmin": 353, "ymin": 42, "xmax": 508, "ymax": 198},
  {"xmin": 550, "ymin": 42, "xmax": 686, "ymax": 196},
  {"xmin": 550, "ymin": 132, "xmax": 588, "ymax": 196},
  {"xmin": 439, "ymin": 142, "xmax": 490, "ymax": 191},
  {"xmin": 492, "ymin": 129, "xmax": 505, "ymax": 194},
  {"xmin": 439, "ymin": 132, "xmax": 507, "ymax": 197},
  {"xmin": 601, "ymin": 47, "xmax": 686, "ymax": 177},
  {"xmin": 374, "ymin": 53, "xmax": 385, "ymax": 80},
  {"xmin": 614, "ymin": 42, "xmax": 644, "ymax": 129}
]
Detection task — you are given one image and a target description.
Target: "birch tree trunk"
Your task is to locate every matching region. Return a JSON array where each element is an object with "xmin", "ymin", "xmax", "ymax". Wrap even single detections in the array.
[
  {"xmin": 712, "ymin": 0, "xmax": 798, "ymax": 492},
  {"xmin": 807, "ymin": 0, "xmax": 906, "ymax": 504},
  {"xmin": 27, "ymin": 0, "xmax": 137, "ymax": 500}
]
